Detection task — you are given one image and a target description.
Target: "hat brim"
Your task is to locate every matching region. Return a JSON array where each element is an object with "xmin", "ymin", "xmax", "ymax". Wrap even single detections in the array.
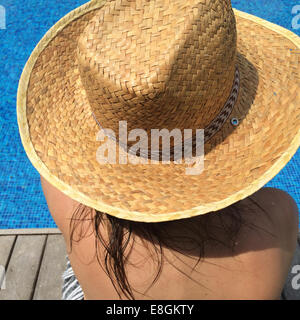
[{"xmin": 17, "ymin": 1, "xmax": 300, "ymax": 222}]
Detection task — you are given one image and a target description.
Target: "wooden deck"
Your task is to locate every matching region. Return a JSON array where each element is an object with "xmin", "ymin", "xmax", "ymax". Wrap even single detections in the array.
[{"xmin": 0, "ymin": 228, "xmax": 66, "ymax": 300}]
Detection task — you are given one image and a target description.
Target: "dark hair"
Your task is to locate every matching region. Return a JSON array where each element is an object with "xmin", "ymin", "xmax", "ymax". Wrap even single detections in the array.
[{"xmin": 68, "ymin": 196, "xmax": 266, "ymax": 300}]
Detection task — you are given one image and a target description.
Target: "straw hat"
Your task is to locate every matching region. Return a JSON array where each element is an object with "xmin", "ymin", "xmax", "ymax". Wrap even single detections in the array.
[{"xmin": 17, "ymin": 0, "xmax": 300, "ymax": 222}]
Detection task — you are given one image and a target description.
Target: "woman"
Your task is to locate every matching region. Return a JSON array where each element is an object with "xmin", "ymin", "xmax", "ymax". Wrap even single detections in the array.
[
  {"xmin": 41, "ymin": 177, "xmax": 299, "ymax": 300},
  {"xmin": 17, "ymin": 0, "xmax": 300, "ymax": 300}
]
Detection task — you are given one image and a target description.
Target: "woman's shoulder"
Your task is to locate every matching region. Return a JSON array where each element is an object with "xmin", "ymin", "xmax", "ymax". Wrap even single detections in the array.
[
  {"xmin": 229, "ymin": 187, "xmax": 298, "ymax": 256},
  {"xmin": 40, "ymin": 175, "xmax": 80, "ymax": 238},
  {"xmin": 219, "ymin": 187, "xmax": 299, "ymax": 299},
  {"xmin": 250, "ymin": 187, "xmax": 297, "ymax": 210},
  {"xmin": 239, "ymin": 187, "xmax": 298, "ymax": 238}
]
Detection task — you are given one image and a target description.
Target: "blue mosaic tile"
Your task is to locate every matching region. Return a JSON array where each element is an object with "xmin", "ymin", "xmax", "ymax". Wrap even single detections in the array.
[{"xmin": 0, "ymin": 0, "xmax": 299, "ymax": 229}]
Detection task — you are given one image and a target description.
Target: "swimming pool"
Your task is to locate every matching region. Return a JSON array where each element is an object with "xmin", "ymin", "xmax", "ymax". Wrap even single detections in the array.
[{"xmin": 0, "ymin": 0, "xmax": 299, "ymax": 229}]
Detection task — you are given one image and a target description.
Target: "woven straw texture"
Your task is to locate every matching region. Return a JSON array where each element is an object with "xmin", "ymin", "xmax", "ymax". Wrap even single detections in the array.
[
  {"xmin": 78, "ymin": 0, "xmax": 236, "ymax": 148},
  {"xmin": 17, "ymin": 0, "xmax": 300, "ymax": 222}
]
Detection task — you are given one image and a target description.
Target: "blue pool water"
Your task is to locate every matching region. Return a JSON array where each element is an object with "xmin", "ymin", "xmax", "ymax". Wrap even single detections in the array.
[{"xmin": 0, "ymin": 0, "xmax": 299, "ymax": 229}]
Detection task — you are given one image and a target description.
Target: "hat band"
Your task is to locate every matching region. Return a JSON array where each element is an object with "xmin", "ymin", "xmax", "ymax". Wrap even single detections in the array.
[
  {"xmin": 204, "ymin": 67, "xmax": 240, "ymax": 142},
  {"xmin": 92, "ymin": 67, "xmax": 240, "ymax": 160}
]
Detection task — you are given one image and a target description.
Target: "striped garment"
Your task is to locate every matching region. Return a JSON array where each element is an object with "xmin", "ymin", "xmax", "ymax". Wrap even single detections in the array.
[{"xmin": 61, "ymin": 256, "xmax": 84, "ymax": 300}]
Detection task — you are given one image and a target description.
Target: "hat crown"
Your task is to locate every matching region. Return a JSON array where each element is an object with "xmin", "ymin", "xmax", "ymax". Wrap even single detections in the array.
[{"xmin": 77, "ymin": 0, "xmax": 237, "ymax": 139}]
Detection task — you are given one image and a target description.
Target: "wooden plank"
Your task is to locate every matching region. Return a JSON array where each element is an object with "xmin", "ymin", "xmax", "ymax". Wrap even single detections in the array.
[
  {"xmin": 0, "ymin": 235, "xmax": 46, "ymax": 300},
  {"xmin": 0, "ymin": 228, "xmax": 61, "ymax": 236},
  {"xmin": 33, "ymin": 234, "xmax": 67, "ymax": 300}
]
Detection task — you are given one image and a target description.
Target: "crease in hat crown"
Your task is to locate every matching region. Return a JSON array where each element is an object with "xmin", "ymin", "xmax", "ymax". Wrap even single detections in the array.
[{"xmin": 77, "ymin": 0, "xmax": 238, "ymax": 147}]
